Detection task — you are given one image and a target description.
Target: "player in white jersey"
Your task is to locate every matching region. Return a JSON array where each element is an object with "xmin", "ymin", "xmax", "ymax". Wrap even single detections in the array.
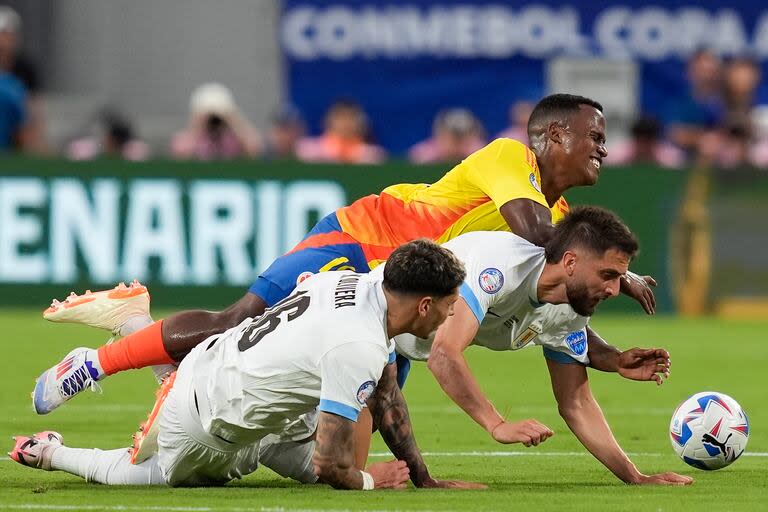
[
  {"xmin": 11, "ymin": 240, "xmax": 484, "ymax": 491},
  {"xmin": 392, "ymin": 231, "xmax": 591, "ymax": 363},
  {"xmin": 384, "ymin": 206, "xmax": 691, "ymax": 485}
]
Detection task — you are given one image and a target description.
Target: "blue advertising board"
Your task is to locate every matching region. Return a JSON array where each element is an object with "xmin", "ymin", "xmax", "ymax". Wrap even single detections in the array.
[{"xmin": 281, "ymin": 1, "xmax": 768, "ymax": 153}]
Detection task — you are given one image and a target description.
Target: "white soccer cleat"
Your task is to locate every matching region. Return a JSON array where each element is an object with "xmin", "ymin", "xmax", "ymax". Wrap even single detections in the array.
[
  {"xmin": 32, "ymin": 347, "xmax": 102, "ymax": 415},
  {"xmin": 9, "ymin": 431, "xmax": 64, "ymax": 471},
  {"xmin": 43, "ymin": 280, "xmax": 150, "ymax": 335}
]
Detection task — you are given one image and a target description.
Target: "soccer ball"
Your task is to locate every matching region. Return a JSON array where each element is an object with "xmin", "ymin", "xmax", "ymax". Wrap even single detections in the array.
[{"xmin": 669, "ymin": 391, "xmax": 749, "ymax": 470}]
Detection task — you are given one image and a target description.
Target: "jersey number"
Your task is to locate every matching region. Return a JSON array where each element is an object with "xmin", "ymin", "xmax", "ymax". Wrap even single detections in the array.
[{"xmin": 237, "ymin": 291, "xmax": 311, "ymax": 351}]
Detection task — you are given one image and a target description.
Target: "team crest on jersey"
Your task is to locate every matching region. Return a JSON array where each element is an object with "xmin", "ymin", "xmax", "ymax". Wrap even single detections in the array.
[
  {"xmin": 356, "ymin": 380, "xmax": 376, "ymax": 405},
  {"xmin": 529, "ymin": 172, "xmax": 541, "ymax": 193},
  {"xmin": 566, "ymin": 330, "xmax": 587, "ymax": 355},
  {"xmin": 511, "ymin": 324, "xmax": 542, "ymax": 349},
  {"xmin": 478, "ymin": 268, "xmax": 504, "ymax": 294},
  {"xmin": 296, "ymin": 271, "xmax": 314, "ymax": 286}
]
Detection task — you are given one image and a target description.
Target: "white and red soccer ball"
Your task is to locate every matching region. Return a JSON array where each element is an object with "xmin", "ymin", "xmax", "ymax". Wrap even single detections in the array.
[{"xmin": 669, "ymin": 391, "xmax": 749, "ymax": 470}]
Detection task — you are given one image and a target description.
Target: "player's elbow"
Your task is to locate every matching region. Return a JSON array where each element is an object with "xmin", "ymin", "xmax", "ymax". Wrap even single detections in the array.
[
  {"xmin": 557, "ymin": 404, "xmax": 579, "ymax": 423},
  {"xmin": 427, "ymin": 344, "xmax": 456, "ymax": 375},
  {"xmin": 518, "ymin": 225, "xmax": 549, "ymax": 247},
  {"xmin": 556, "ymin": 396, "xmax": 590, "ymax": 423}
]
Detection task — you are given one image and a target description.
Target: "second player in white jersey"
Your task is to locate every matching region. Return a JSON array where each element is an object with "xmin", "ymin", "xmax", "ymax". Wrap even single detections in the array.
[
  {"xmin": 360, "ymin": 207, "xmax": 692, "ymax": 486},
  {"xmin": 391, "ymin": 231, "xmax": 589, "ymax": 364}
]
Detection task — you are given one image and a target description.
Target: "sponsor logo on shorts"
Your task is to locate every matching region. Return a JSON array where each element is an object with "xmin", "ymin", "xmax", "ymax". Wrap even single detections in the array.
[
  {"xmin": 296, "ymin": 271, "xmax": 314, "ymax": 286},
  {"xmin": 357, "ymin": 380, "xmax": 376, "ymax": 405},
  {"xmin": 566, "ymin": 330, "xmax": 587, "ymax": 355},
  {"xmin": 529, "ymin": 172, "xmax": 541, "ymax": 193},
  {"xmin": 478, "ymin": 268, "xmax": 504, "ymax": 294}
]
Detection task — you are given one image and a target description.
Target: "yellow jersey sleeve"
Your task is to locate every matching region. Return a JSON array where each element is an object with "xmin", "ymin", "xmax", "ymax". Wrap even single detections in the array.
[
  {"xmin": 551, "ymin": 196, "xmax": 569, "ymax": 224},
  {"xmin": 462, "ymin": 138, "xmax": 548, "ymax": 209}
]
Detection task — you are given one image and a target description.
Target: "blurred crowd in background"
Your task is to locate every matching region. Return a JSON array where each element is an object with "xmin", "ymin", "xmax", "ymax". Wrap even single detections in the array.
[{"xmin": 2, "ymin": 5, "xmax": 768, "ymax": 170}]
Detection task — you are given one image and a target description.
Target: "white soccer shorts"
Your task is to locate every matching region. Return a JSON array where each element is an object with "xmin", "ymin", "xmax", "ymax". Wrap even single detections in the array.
[{"xmin": 156, "ymin": 355, "xmax": 261, "ymax": 486}]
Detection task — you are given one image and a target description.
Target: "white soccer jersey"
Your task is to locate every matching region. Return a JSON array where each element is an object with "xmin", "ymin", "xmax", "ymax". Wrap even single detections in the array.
[
  {"xmin": 190, "ymin": 271, "xmax": 396, "ymax": 445},
  {"xmin": 390, "ymin": 231, "xmax": 590, "ymax": 364}
]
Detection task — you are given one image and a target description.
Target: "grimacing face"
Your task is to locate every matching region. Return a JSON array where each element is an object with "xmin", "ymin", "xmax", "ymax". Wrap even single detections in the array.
[
  {"xmin": 560, "ymin": 106, "xmax": 608, "ymax": 187},
  {"xmin": 565, "ymin": 248, "xmax": 630, "ymax": 316}
]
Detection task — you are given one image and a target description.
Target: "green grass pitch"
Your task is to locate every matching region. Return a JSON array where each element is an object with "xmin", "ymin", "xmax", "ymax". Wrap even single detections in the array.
[{"xmin": 1, "ymin": 309, "xmax": 766, "ymax": 511}]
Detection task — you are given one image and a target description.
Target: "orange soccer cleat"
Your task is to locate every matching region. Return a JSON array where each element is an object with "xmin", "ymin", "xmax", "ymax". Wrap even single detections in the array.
[{"xmin": 43, "ymin": 280, "xmax": 150, "ymax": 335}]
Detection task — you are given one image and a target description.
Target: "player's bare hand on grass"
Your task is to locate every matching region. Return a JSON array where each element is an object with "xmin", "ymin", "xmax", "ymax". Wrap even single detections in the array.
[
  {"xmin": 621, "ymin": 273, "xmax": 657, "ymax": 315},
  {"xmin": 366, "ymin": 460, "xmax": 410, "ymax": 489},
  {"xmin": 631, "ymin": 472, "xmax": 693, "ymax": 486},
  {"xmin": 491, "ymin": 419, "xmax": 554, "ymax": 446},
  {"xmin": 421, "ymin": 477, "xmax": 488, "ymax": 489},
  {"xmin": 618, "ymin": 348, "xmax": 671, "ymax": 385}
]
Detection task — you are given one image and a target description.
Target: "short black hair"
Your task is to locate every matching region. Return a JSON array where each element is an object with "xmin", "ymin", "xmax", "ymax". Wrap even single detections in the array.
[
  {"xmin": 383, "ymin": 239, "xmax": 466, "ymax": 297},
  {"xmin": 545, "ymin": 206, "xmax": 638, "ymax": 263},
  {"xmin": 527, "ymin": 94, "xmax": 603, "ymax": 140}
]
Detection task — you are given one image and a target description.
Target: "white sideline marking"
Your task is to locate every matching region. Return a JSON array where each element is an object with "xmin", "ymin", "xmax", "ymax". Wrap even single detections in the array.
[
  {"xmin": 407, "ymin": 405, "xmax": 673, "ymax": 415},
  {"xmin": 2, "ymin": 451, "xmax": 768, "ymax": 463},
  {"xmin": 368, "ymin": 451, "xmax": 768, "ymax": 458},
  {"xmin": 369, "ymin": 450, "xmax": 653, "ymax": 457}
]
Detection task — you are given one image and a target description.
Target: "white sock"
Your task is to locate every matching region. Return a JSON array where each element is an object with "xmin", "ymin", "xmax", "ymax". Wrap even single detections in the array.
[
  {"xmin": 150, "ymin": 364, "xmax": 178, "ymax": 384},
  {"xmin": 118, "ymin": 315, "xmax": 154, "ymax": 337},
  {"xmin": 84, "ymin": 349, "xmax": 106, "ymax": 380},
  {"xmin": 50, "ymin": 446, "xmax": 165, "ymax": 485}
]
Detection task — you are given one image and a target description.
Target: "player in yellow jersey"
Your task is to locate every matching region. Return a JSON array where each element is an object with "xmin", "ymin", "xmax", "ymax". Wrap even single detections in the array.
[{"xmin": 34, "ymin": 94, "xmax": 656, "ymax": 451}]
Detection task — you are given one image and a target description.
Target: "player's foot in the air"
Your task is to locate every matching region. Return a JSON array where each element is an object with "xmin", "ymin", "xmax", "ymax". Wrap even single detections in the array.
[
  {"xmin": 9, "ymin": 431, "xmax": 64, "ymax": 470},
  {"xmin": 43, "ymin": 280, "xmax": 150, "ymax": 335},
  {"xmin": 33, "ymin": 347, "xmax": 103, "ymax": 415}
]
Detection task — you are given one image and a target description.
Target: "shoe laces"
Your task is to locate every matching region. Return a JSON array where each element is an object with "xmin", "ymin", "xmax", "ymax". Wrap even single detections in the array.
[{"xmin": 57, "ymin": 360, "xmax": 103, "ymax": 398}]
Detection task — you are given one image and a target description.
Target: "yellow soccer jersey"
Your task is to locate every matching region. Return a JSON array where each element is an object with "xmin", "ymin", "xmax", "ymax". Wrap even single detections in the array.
[{"xmin": 335, "ymin": 138, "xmax": 569, "ymax": 266}]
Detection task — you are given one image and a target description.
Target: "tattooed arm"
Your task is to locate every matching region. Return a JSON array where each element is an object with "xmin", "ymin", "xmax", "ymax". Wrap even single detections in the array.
[
  {"xmin": 367, "ymin": 362, "xmax": 430, "ymax": 486},
  {"xmin": 312, "ymin": 410, "xmax": 410, "ymax": 490},
  {"xmin": 312, "ymin": 411, "xmax": 362, "ymax": 489},
  {"xmin": 367, "ymin": 362, "xmax": 486, "ymax": 489}
]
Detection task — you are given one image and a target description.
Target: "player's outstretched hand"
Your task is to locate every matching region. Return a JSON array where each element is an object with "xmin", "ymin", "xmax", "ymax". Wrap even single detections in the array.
[
  {"xmin": 421, "ymin": 477, "xmax": 488, "ymax": 490},
  {"xmin": 621, "ymin": 273, "xmax": 657, "ymax": 315},
  {"xmin": 491, "ymin": 419, "xmax": 554, "ymax": 446},
  {"xmin": 366, "ymin": 460, "xmax": 410, "ymax": 489},
  {"xmin": 633, "ymin": 472, "xmax": 693, "ymax": 486},
  {"xmin": 618, "ymin": 348, "xmax": 671, "ymax": 385}
]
